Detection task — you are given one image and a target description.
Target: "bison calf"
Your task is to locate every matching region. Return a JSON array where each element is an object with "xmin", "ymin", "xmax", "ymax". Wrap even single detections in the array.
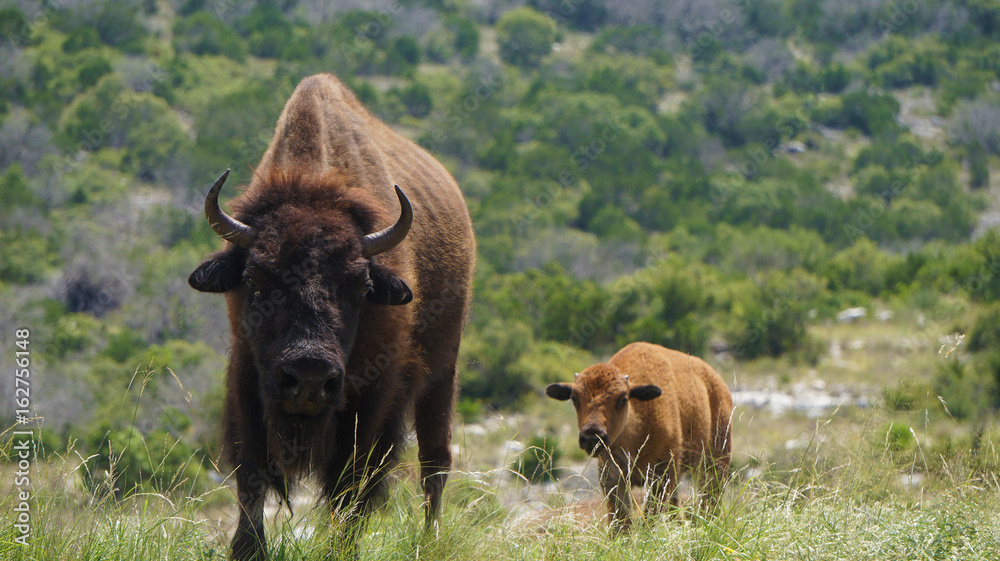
[{"xmin": 546, "ymin": 342, "xmax": 732, "ymax": 530}]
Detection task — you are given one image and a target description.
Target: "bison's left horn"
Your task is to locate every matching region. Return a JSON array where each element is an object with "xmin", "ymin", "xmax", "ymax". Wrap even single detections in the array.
[
  {"xmin": 362, "ymin": 185, "xmax": 412, "ymax": 257},
  {"xmin": 205, "ymin": 169, "xmax": 257, "ymax": 249}
]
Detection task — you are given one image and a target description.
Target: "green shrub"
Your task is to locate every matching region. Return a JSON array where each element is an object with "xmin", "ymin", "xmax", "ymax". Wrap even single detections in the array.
[
  {"xmin": 574, "ymin": 54, "xmax": 671, "ymax": 110},
  {"xmin": 102, "ymin": 329, "xmax": 150, "ymax": 364},
  {"xmin": 512, "ymin": 434, "xmax": 563, "ymax": 483},
  {"xmin": 449, "ymin": 15, "xmax": 479, "ymax": 61},
  {"xmin": 968, "ymin": 143, "xmax": 990, "ymax": 189},
  {"xmin": 57, "ymin": 74, "xmax": 189, "ymax": 177},
  {"xmin": 0, "ymin": 226, "xmax": 58, "ymax": 285},
  {"xmin": 47, "ymin": 313, "xmax": 102, "ymax": 359},
  {"xmin": 933, "ymin": 357, "xmax": 997, "ymax": 420},
  {"xmin": 881, "ymin": 421, "xmax": 914, "ymax": 452},
  {"xmin": 817, "ymin": 91, "xmax": 901, "ymax": 136},
  {"xmin": 0, "ymin": 7, "xmax": 31, "ymax": 46},
  {"xmin": 62, "ymin": 27, "xmax": 102, "ymax": 53},
  {"xmin": 76, "ymin": 54, "xmax": 113, "ymax": 89},
  {"xmin": 52, "ymin": 0, "xmax": 149, "ymax": 54},
  {"xmin": 391, "ymin": 81, "xmax": 432, "ymax": 118},
  {"xmin": 496, "ymin": 8, "xmax": 556, "ymax": 68},
  {"xmin": 0, "ymin": 163, "xmax": 40, "ymax": 213},
  {"xmin": 854, "ymin": 138, "xmax": 935, "ymax": 172},
  {"xmin": 590, "ymin": 25, "xmax": 670, "ymax": 60},
  {"xmin": 883, "ymin": 379, "xmax": 931, "ymax": 411},
  {"xmin": 529, "ymin": 0, "xmax": 607, "ymax": 31},
  {"xmin": 459, "ymin": 319, "xmax": 534, "ymax": 407},
  {"xmin": 822, "ymin": 238, "xmax": 901, "ymax": 296},
  {"xmin": 385, "ymin": 36, "xmax": 420, "ymax": 76},
  {"xmin": 968, "ymin": 230, "xmax": 1000, "ymax": 301},
  {"xmin": 782, "ymin": 61, "xmax": 851, "ymax": 94},
  {"xmin": 613, "ymin": 258, "xmax": 716, "ymax": 356},
  {"xmin": 726, "ymin": 269, "xmax": 827, "ymax": 360},
  {"xmin": 969, "ymin": 304, "xmax": 1000, "ymax": 352},
  {"xmin": 172, "ymin": 11, "xmax": 246, "ymax": 62},
  {"xmin": 81, "ymin": 425, "xmax": 210, "ymax": 498},
  {"xmin": 867, "ymin": 37, "xmax": 943, "ymax": 88}
]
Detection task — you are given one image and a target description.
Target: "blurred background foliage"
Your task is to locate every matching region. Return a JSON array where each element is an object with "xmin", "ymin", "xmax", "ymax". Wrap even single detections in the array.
[{"xmin": 1, "ymin": 0, "xmax": 1000, "ymax": 495}]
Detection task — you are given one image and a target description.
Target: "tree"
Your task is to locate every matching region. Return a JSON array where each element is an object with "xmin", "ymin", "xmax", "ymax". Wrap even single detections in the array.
[
  {"xmin": 496, "ymin": 8, "xmax": 556, "ymax": 69},
  {"xmin": 529, "ymin": 0, "xmax": 607, "ymax": 31},
  {"xmin": 173, "ymin": 11, "xmax": 247, "ymax": 62},
  {"xmin": 449, "ymin": 15, "xmax": 479, "ymax": 61}
]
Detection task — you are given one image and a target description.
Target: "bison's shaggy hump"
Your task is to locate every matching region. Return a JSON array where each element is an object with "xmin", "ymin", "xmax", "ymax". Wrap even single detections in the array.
[{"xmin": 233, "ymin": 169, "xmax": 387, "ymax": 261}]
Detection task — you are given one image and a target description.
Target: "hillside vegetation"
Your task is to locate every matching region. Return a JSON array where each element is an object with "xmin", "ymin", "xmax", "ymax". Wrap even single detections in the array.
[{"xmin": 2, "ymin": 0, "xmax": 1000, "ymax": 556}]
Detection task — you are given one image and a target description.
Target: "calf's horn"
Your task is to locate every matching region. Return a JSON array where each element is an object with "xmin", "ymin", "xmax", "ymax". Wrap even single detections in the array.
[
  {"xmin": 362, "ymin": 185, "xmax": 412, "ymax": 257},
  {"xmin": 204, "ymin": 169, "xmax": 257, "ymax": 249}
]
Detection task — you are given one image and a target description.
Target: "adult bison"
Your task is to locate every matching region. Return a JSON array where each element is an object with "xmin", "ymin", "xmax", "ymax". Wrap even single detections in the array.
[
  {"xmin": 188, "ymin": 74, "xmax": 475, "ymax": 560},
  {"xmin": 546, "ymin": 342, "xmax": 732, "ymax": 531}
]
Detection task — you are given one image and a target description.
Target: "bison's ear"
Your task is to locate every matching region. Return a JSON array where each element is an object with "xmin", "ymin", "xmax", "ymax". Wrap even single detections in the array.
[
  {"xmin": 630, "ymin": 385, "xmax": 662, "ymax": 401},
  {"xmin": 189, "ymin": 250, "xmax": 245, "ymax": 293},
  {"xmin": 368, "ymin": 262, "xmax": 413, "ymax": 305},
  {"xmin": 545, "ymin": 383, "xmax": 573, "ymax": 401}
]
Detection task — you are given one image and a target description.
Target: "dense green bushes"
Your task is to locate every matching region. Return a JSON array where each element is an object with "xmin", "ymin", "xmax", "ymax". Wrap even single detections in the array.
[{"xmin": 173, "ymin": 11, "xmax": 247, "ymax": 62}]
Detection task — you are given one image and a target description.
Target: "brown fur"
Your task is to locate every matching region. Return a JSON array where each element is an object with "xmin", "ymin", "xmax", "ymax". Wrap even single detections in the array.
[
  {"xmin": 190, "ymin": 74, "xmax": 475, "ymax": 560},
  {"xmin": 547, "ymin": 342, "xmax": 732, "ymax": 531}
]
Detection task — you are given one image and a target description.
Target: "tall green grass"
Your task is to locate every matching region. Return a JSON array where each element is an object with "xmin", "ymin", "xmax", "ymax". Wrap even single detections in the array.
[{"xmin": 3, "ymin": 411, "xmax": 1000, "ymax": 560}]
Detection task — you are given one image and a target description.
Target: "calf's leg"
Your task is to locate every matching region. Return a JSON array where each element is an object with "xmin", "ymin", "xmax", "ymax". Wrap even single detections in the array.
[{"xmin": 599, "ymin": 460, "xmax": 635, "ymax": 534}]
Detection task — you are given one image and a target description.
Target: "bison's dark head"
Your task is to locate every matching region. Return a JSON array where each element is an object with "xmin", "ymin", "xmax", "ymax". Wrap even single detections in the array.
[{"xmin": 188, "ymin": 170, "xmax": 413, "ymax": 417}]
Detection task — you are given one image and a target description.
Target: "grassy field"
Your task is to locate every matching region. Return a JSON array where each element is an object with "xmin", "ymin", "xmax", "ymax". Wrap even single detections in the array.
[
  {"xmin": 3, "ymin": 312, "xmax": 999, "ymax": 560},
  {"xmin": 3, "ymin": 403, "xmax": 999, "ymax": 560}
]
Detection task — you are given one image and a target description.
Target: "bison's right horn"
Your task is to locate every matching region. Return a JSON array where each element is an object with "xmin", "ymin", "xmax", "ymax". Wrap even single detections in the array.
[
  {"xmin": 362, "ymin": 185, "xmax": 412, "ymax": 257},
  {"xmin": 205, "ymin": 169, "xmax": 257, "ymax": 249}
]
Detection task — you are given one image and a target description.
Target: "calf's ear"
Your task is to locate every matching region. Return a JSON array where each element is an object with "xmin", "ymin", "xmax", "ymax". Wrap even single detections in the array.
[
  {"xmin": 630, "ymin": 385, "xmax": 662, "ymax": 401},
  {"xmin": 545, "ymin": 383, "xmax": 573, "ymax": 401},
  {"xmin": 368, "ymin": 262, "xmax": 413, "ymax": 305},
  {"xmin": 189, "ymin": 250, "xmax": 245, "ymax": 293}
]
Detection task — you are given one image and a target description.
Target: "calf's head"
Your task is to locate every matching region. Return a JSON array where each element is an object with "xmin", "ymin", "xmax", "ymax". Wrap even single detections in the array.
[
  {"xmin": 546, "ymin": 364, "xmax": 661, "ymax": 456},
  {"xmin": 188, "ymin": 170, "xmax": 413, "ymax": 417}
]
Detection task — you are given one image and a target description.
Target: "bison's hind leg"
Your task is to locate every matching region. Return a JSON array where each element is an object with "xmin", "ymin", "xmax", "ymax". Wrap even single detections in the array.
[
  {"xmin": 695, "ymin": 441, "xmax": 730, "ymax": 515},
  {"xmin": 414, "ymin": 372, "xmax": 457, "ymax": 526},
  {"xmin": 643, "ymin": 473, "xmax": 679, "ymax": 520},
  {"xmin": 642, "ymin": 457, "xmax": 681, "ymax": 523}
]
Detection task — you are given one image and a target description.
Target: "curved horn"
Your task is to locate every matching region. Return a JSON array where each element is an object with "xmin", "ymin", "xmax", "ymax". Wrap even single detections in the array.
[
  {"xmin": 204, "ymin": 169, "xmax": 256, "ymax": 248},
  {"xmin": 362, "ymin": 185, "xmax": 412, "ymax": 257}
]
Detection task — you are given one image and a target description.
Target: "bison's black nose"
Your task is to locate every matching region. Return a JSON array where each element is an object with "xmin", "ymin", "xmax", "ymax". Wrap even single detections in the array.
[
  {"xmin": 276, "ymin": 358, "xmax": 342, "ymax": 413},
  {"xmin": 579, "ymin": 426, "xmax": 608, "ymax": 456}
]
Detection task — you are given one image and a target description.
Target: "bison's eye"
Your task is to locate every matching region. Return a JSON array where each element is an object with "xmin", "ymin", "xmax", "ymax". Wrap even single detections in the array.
[
  {"xmin": 571, "ymin": 394, "xmax": 579, "ymax": 407},
  {"xmin": 356, "ymin": 282, "xmax": 374, "ymax": 301},
  {"xmin": 616, "ymin": 395, "xmax": 628, "ymax": 409},
  {"xmin": 244, "ymin": 276, "xmax": 262, "ymax": 300}
]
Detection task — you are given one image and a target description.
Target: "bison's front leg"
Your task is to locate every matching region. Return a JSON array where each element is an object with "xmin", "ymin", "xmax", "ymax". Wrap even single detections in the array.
[
  {"xmin": 232, "ymin": 468, "xmax": 267, "ymax": 561},
  {"xmin": 414, "ymin": 374, "xmax": 456, "ymax": 526},
  {"xmin": 599, "ymin": 459, "xmax": 634, "ymax": 534}
]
